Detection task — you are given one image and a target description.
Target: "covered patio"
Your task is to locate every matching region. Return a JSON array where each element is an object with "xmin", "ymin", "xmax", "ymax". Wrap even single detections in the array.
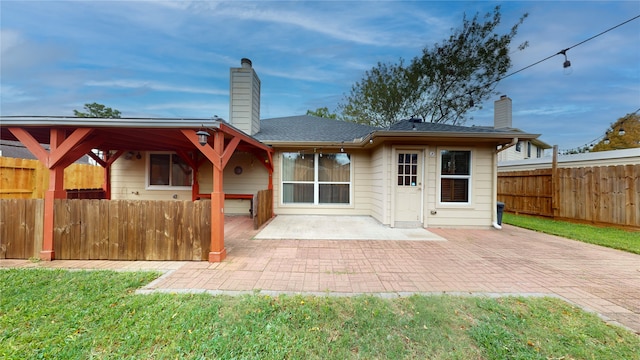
[{"xmin": 0, "ymin": 116, "xmax": 274, "ymax": 262}]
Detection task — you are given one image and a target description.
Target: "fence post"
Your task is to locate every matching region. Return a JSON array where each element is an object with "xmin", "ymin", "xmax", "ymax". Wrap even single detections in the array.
[{"xmin": 551, "ymin": 145, "xmax": 559, "ymax": 218}]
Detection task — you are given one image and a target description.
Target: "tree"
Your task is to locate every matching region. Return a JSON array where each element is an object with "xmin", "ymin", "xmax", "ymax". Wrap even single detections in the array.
[
  {"xmin": 74, "ymin": 102, "xmax": 121, "ymax": 118},
  {"xmin": 306, "ymin": 107, "xmax": 338, "ymax": 119},
  {"xmin": 339, "ymin": 6, "xmax": 528, "ymax": 127},
  {"xmin": 591, "ymin": 113, "xmax": 640, "ymax": 152}
]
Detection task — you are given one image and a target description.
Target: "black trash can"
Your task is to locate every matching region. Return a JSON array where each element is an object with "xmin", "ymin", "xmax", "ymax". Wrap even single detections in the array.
[{"xmin": 496, "ymin": 201, "xmax": 505, "ymax": 225}]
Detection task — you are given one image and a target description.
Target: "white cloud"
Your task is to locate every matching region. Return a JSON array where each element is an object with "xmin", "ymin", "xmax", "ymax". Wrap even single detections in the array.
[{"xmin": 85, "ymin": 80, "xmax": 227, "ymax": 96}]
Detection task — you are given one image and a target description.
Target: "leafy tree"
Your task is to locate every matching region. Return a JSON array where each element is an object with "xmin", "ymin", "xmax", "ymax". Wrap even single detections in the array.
[
  {"xmin": 591, "ymin": 113, "xmax": 640, "ymax": 152},
  {"xmin": 74, "ymin": 102, "xmax": 121, "ymax": 118},
  {"xmin": 306, "ymin": 107, "xmax": 338, "ymax": 119},
  {"xmin": 339, "ymin": 6, "xmax": 528, "ymax": 127}
]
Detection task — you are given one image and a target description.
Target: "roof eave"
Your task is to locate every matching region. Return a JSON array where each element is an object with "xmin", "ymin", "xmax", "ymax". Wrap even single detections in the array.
[{"xmin": 0, "ymin": 116, "xmax": 222, "ymax": 129}]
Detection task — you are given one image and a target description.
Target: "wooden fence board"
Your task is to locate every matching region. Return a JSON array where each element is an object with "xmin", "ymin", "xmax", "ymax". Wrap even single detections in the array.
[
  {"xmin": 0, "ymin": 157, "xmax": 103, "ymax": 199},
  {"xmin": 254, "ymin": 189, "xmax": 273, "ymax": 229},
  {"xmin": 6, "ymin": 199, "xmax": 22, "ymax": 258},
  {"xmin": 2, "ymin": 196, "xmax": 262, "ymax": 260},
  {"xmin": 9, "ymin": 199, "xmax": 47, "ymax": 259},
  {"xmin": 499, "ymin": 164, "xmax": 640, "ymax": 228}
]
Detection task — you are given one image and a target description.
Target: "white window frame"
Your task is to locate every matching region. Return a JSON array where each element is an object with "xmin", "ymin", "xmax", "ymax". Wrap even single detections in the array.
[
  {"xmin": 437, "ymin": 148, "xmax": 472, "ymax": 205},
  {"xmin": 145, "ymin": 152, "xmax": 193, "ymax": 190},
  {"xmin": 281, "ymin": 152, "xmax": 352, "ymax": 206}
]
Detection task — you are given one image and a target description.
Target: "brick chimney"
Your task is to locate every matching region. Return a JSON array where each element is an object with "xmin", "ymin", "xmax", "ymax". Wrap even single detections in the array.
[
  {"xmin": 229, "ymin": 58, "xmax": 260, "ymax": 135},
  {"xmin": 494, "ymin": 95, "xmax": 512, "ymax": 129}
]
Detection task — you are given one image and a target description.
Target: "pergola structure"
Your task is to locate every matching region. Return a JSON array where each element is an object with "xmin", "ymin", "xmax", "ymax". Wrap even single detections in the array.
[{"xmin": 0, "ymin": 116, "xmax": 274, "ymax": 262}]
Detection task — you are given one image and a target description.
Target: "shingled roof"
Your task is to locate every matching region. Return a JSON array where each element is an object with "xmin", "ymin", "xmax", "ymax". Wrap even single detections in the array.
[
  {"xmin": 389, "ymin": 119, "xmax": 515, "ymax": 133},
  {"xmin": 254, "ymin": 115, "xmax": 528, "ymax": 145},
  {"xmin": 254, "ymin": 115, "xmax": 378, "ymax": 143}
]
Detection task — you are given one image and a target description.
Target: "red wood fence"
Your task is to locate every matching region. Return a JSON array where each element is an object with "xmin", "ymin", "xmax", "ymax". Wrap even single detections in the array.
[{"xmin": 1, "ymin": 188, "xmax": 274, "ymax": 260}]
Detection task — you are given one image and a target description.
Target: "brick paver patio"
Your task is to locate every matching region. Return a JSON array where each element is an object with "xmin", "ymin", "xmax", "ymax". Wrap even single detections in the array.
[{"xmin": 2, "ymin": 216, "xmax": 638, "ymax": 333}]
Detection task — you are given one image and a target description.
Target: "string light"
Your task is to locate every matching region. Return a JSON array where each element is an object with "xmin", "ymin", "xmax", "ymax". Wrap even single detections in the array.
[{"xmin": 559, "ymin": 107, "xmax": 639, "ymax": 154}]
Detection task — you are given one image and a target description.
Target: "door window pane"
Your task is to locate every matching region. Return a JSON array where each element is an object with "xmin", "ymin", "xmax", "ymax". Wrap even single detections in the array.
[{"xmin": 397, "ymin": 152, "xmax": 419, "ymax": 187}]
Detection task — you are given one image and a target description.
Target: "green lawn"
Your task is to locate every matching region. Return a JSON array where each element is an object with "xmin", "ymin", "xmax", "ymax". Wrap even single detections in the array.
[
  {"xmin": 1, "ymin": 269, "xmax": 638, "ymax": 359},
  {"xmin": 503, "ymin": 213, "xmax": 640, "ymax": 254}
]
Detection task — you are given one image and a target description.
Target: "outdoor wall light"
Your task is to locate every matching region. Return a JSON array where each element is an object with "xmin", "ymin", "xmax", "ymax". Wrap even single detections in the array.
[{"xmin": 196, "ymin": 128, "xmax": 210, "ymax": 146}]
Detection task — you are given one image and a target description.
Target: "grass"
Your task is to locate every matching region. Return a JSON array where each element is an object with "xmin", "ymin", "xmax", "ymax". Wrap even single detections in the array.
[
  {"xmin": 1, "ymin": 269, "xmax": 639, "ymax": 359},
  {"xmin": 503, "ymin": 213, "xmax": 640, "ymax": 255}
]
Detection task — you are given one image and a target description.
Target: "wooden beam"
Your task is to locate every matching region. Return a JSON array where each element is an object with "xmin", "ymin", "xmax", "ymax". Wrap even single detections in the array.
[
  {"xmin": 221, "ymin": 137, "xmax": 240, "ymax": 169},
  {"xmin": 8, "ymin": 128, "xmax": 50, "ymax": 165},
  {"xmin": 48, "ymin": 128, "xmax": 93, "ymax": 168},
  {"xmin": 56, "ymin": 136, "xmax": 104, "ymax": 169},
  {"xmin": 180, "ymin": 129, "xmax": 222, "ymax": 170},
  {"xmin": 88, "ymin": 151, "xmax": 107, "ymax": 167}
]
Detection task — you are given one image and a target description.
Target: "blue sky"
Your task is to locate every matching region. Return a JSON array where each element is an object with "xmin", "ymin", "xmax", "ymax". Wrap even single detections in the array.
[{"xmin": 1, "ymin": 1, "xmax": 639, "ymax": 151}]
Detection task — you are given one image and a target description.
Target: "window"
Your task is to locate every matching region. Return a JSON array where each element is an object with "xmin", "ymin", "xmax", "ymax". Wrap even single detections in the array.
[
  {"xmin": 282, "ymin": 152, "xmax": 351, "ymax": 204},
  {"xmin": 440, "ymin": 150, "xmax": 471, "ymax": 203},
  {"xmin": 526, "ymin": 142, "xmax": 532, "ymax": 158},
  {"xmin": 148, "ymin": 153, "xmax": 192, "ymax": 188},
  {"xmin": 397, "ymin": 153, "xmax": 418, "ymax": 186},
  {"xmin": 515, "ymin": 141, "xmax": 522, "ymax": 152}
]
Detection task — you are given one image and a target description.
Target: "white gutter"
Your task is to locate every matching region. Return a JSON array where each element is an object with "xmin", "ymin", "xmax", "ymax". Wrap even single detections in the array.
[{"xmin": 496, "ymin": 137, "xmax": 518, "ymax": 153}]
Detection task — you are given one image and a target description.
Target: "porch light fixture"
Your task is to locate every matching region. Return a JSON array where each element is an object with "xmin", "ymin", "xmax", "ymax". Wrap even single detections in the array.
[
  {"xmin": 196, "ymin": 127, "xmax": 210, "ymax": 146},
  {"xmin": 340, "ymin": 141, "xmax": 344, "ymax": 153}
]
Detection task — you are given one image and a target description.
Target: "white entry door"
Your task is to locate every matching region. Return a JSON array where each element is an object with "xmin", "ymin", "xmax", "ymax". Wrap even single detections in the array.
[{"xmin": 394, "ymin": 151, "xmax": 423, "ymax": 225}]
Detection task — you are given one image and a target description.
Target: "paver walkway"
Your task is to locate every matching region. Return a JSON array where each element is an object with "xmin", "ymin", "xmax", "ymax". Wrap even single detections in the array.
[{"xmin": 2, "ymin": 216, "xmax": 639, "ymax": 333}]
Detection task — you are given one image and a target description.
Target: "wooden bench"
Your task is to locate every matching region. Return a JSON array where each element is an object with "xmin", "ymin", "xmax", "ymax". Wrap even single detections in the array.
[{"xmin": 196, "ymin": 193, "xmax": 254, "ymax": 216}]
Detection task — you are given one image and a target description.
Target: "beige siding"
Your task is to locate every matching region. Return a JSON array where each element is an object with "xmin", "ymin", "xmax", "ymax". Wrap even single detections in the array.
[
  {"xmin": 422, "ymin": 146, "xmax": 438, "ymax": 226},
  {"xmin": 111, "ymin": 144, "xmax": 501, "ymax": 228},
  {"xmin": 427, "ymin": 145, "xmax": 495, "ymax": 228},
  {"xmin": 111, "ymin": 151, "xmax": 270, "ymax": 214},
  {"xmin": 111, "ymin": 154, "xmax": 193, "ymax": 201},
  {"xmin": 367, "ymin": 146, "xmax": 387, "ymax": 223}
]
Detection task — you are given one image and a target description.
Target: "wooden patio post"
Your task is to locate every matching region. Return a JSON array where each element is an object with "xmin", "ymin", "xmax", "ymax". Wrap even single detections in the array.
[
  {"xmin": 41, "ymin": 129, "xmax": 68, "ymax": 260},
  {"xmin": 209, "ymin": 131, "xmax": 227, "ymax": 262}
]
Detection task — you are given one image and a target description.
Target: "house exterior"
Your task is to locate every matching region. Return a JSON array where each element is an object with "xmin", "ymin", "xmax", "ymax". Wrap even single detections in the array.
[
  {"xmin": 109, "ymin": 59, "xmax": 540, "ymax": 229},
  {"xmin": 1, "ymin": 58, "xmax": 542, "ymax": 262},
  {"xmin": 493, "ymin": 95, "xmax": 551, "ymax": 162}
]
